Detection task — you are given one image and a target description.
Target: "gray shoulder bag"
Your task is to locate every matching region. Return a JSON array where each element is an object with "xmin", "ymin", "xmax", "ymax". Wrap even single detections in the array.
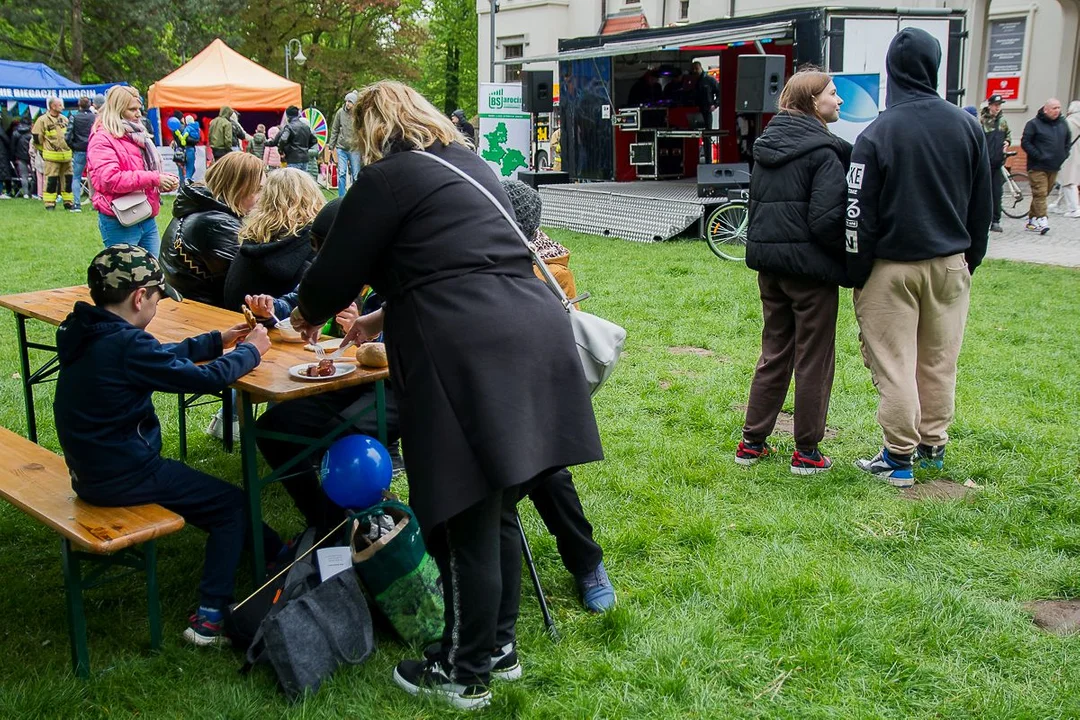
[{"xmin": 412, "ymin": 150, "xmax": 626, "ymax": 395}]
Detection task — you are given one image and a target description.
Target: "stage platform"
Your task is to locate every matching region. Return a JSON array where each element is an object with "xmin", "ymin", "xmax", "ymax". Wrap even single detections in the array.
[{"xmin": 539, "ymin": 180, "xmax": 716, "ymax": 243}]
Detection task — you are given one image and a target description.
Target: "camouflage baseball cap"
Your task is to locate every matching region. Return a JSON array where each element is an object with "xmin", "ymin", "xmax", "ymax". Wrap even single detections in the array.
[{"xmin": 87, "ymin": 244, "xmax": 182, "ymax": 302}]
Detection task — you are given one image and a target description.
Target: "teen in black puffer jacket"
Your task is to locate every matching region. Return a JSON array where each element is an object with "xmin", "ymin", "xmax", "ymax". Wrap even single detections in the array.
[
  {"xmin": 736, "ymin": 70, "xmax": 850, "ymax": 476},
  {"xmin": 160, "ymin": 153, "xmax": 266, "ymax": 306},
  {"xmin": 746, "ymin": 110, "xmax": 851, "ymax": 286}
]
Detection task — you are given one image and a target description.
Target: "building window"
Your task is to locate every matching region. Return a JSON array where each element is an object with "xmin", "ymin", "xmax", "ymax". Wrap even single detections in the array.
[
  {"xmin": 624, "ymin": 0, "xmax": 640, "ymax": 5},
  {"xmin": 679, "ymin": 1, "xmax": 690, "ymax": 20},
  {"xmin": 503, "ymin": 43, "xmax": 523, "ymax": 83}
]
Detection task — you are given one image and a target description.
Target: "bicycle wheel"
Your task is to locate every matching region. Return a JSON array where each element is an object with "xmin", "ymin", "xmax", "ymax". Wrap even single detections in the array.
[
  {"xmin": 1002, "ymin": 172, "xmax": 1030, "ymax": 219},
  {"xmin": 705, "ymin": 202, "xmax": 749, "ymax": 261}
]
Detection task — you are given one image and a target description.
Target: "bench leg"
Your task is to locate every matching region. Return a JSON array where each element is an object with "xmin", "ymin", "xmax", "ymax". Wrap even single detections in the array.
[
  {"xmin": 15, "ymin": 314, "xmax": 37, "ymax": 444},
  {"xmin": 60, "ymin": 539, "xmax": 90, "ymax": 678},
  {"xmin": 144, "ymin": 541, "xmax": 162, "ymax": 651}
]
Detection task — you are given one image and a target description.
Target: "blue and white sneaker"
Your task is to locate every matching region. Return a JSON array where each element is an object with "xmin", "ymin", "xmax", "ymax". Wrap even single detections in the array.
[
  {"xmin": 855, "ymin": 448, "xmax": 914, "ymax": 488},
  {"xmin": 916, "ymin": 444, "xmax": 946, "ymax": 470},
  {"xmin": 575, "ymin": 561, "xmax": 616, "ymax": 613}
]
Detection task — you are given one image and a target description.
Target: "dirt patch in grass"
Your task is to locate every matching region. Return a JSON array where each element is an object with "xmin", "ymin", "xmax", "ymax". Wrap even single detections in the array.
[
  {"xmin": 1026, "ymin": 600, "xmax": 1080, "ymax": 635},
  {"xmin": 669, "ymin": 346, "xmax": 715, "ymax": 357},
  {"xmin": 901, "ymin": 479, "xmax": 977, "ymax": 502}
]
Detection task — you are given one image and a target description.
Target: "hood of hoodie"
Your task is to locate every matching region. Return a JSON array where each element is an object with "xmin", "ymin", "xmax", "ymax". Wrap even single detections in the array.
[
  {"xmin": 236, "ymin": 226, "xmax": 313, "ymax": 261},
  {"xmin": 56, "ymin": 302, "xmax": 134, "ymax": 366},
  {"xmin": 885, "ymin": 27, "xmax": 941, "ymax": 108},
  {"xmin": 173, "ymin": 183, "xmax": 235, "ymax": 219},
  {"xmin": 753, "ymin": 112, "xmax": 849, "ymax": 168},
  {"xmin": 1036, "ymin": 108, "xmax": 1065, "ymax": 124}
]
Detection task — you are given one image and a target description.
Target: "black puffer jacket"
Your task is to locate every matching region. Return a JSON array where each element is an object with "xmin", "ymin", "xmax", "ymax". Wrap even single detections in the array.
[
  {"xmin": 746, "ymin": 112, "xmax": 852, "ymax": 287},
  {"xmin": 65, "ymin": 109, "xmax": 96, "ymax": 152},
  {"xmin": 160, "ymin": 184, "xmax": 243, "ymax": 307},
  {"xmin": 223, "ymin": 226, "xmax": 316, "ymax": 312},
  {"xmin": 1021, "ymin": 109, "xmax": 1071, "ymax": 172},
  {"xmin": 12, "ymin": 121, "xmax": 32, "ymax": 162},
  {"xmin": 266, "ymin": 117, "xmax": 317, "ymax": 165}
]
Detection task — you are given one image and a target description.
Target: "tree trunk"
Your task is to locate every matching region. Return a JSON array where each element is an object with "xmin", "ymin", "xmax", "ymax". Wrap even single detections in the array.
[
  {"xmin": 444, "ymin": 43, "xmax": 460, "ymax": 116},
  {"xmin": 70, "ymin": 0, "xmax": 84, "ymax": 81}
]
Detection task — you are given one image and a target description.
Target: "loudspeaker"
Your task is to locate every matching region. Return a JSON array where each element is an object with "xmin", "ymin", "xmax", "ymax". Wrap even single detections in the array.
[
  {"xmin": 697, "ymin": 162, "xmax": 751, "ymax": 198},
  {"xmin": 521, "ymin": 71, "xmax": 554, "ymax": 114},
  {"xmin": 517, "ymin": 169, "xmax": 570, "ymax": 189},
  {"xmin": 736, "ymin": 55, "xmax": 786, "ymax": 113}
]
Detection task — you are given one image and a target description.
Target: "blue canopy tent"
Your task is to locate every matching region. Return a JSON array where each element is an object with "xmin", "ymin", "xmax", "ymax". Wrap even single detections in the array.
[{"xmin": 1, "ymin": 59, "xmax": 123, "ymax": 111}]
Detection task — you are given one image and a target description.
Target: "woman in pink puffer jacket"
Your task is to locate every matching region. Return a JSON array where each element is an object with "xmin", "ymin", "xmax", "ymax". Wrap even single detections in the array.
[{"xmin": 87, "ymin": 86, "xmax": 178, "ymax": 256}]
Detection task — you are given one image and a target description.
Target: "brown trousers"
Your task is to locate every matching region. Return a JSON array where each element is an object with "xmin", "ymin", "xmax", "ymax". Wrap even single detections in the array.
[
  {"xmin": 1028, "ymin": 170, "xmax": 1058, "ymax": 218},
  {"xmin": 743, "ymin": 273, "xmax": 838, "ymax": 452},
  {"xmin": 854, "ymin": 254, "xmax": 971, "ymax": 455}
]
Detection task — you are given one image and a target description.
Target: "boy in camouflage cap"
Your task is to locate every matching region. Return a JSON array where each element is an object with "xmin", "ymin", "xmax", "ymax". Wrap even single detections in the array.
[{"xmin": 53, "ymin": 244, "xmax": 281, "ymax": 646}]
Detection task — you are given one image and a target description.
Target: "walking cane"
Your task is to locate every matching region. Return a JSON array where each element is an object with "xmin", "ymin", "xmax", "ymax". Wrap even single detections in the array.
[{"xmin": 516, "ymin": 510, "xmax": 558, "ymax": 640}]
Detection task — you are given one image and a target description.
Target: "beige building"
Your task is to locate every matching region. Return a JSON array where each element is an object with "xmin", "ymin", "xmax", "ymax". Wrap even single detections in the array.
[{"xmin": 478, "ymin": 0, "xmax": 1079, "ymax": 127}]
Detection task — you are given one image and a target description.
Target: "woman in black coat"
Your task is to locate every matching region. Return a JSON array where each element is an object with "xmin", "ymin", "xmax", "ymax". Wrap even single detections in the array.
[
  {"xmin": 160, "ymin": 152, "xmax": 265, "ymax": 307},
  {"xmin": 736, "ymin": 69, "xmax": 851, "ymax": 475},
  {"xmin": 290, "ymin": 81, "xmax": 603, "ymax": 710}
]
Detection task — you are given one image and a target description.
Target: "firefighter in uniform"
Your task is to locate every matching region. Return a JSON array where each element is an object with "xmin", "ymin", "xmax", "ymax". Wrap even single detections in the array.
[{"xmin": 32, "ymin": 97, "xmax": 74, "ymax": 210}]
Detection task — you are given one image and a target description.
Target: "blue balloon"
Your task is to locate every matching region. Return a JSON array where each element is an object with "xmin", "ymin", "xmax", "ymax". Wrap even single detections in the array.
[
  {"xmin": 320, "ymin": 435, "xmax": 392, "ymax": 510},
  {"xmin": 167, "ymin": 116, "xmax": 182, "ymax": 131}
]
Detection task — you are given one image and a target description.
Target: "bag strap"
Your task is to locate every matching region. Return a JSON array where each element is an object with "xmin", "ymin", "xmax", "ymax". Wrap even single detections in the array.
[{"xmin": 408, "ymin": 150, "xmax": 574, "ymax": 311}]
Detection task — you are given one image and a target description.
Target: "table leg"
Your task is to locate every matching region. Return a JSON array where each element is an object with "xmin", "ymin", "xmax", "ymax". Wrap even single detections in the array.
[
  {"xmin": 177, "ymin": 395, "xmax": 188, "ymax": 461},
  {"xmin": 222, "ymin": 389, "xmax": 234, "ymax": 454},
  {"xmin": 15, "ymin": 314, "xmax": 37, "ymax": 443},
  {"xmin": 375, "ymin": 379, "xmax": 387, "ymax": 447},
  {"xmin": 239, "ymin": 391, "xmax": 266, "ymax": 583}
]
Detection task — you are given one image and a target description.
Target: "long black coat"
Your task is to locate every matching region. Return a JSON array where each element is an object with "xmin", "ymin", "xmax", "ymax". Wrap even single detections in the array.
[
  {"xmin": 297, "ymin": 142, "xmax": 603, "ymax": 536},
  {"xmin": 746, "ymin": 113, "xmax": 851, "ymax": 287}
]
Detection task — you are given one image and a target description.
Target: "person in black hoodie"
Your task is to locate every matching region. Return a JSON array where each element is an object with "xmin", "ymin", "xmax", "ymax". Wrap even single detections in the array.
[
  {"xmin": 846, "ymin": 27, "xmax": 992, "ymax": 486},
  {"xmin": 53, "ymin": 244, "xmax": 278, "ymax": 647},
  {"xmin": 265, "ymin": 106, "xmax": 318, "ymax": 168},
  {"xmin": 0, "ymin": 122, "xmax": 12, "ymax": 199},
  {"xmin": 1021, "ymin": 98, "xmax": 1070, "ymax": 233},
  {"xmin": 736, "ymin": 69, "xmax": 850, "ymax": 475},
  {"xmin": 11, "ymin": 117, "xmax": 33, "ymax": 198},
  {"xmin": 223, "ymin": 167, "xmax": 321, "ymax": 309},
  {"xmin": 160, "ymin": 152, "xmax": 266, "ymax": 306}
]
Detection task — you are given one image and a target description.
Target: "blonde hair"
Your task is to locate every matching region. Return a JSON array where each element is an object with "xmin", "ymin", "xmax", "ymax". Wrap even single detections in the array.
[
  {"xmin": 95, "ymin": 85, "xmax": 141, "ymax": 138},
  {"xmin": 238, "ymin": 168, "xmax": 325, "ymax": 244},
  {"xmin": 205, "ymin": 152, "xmax": 265, "ymax": 217},
  {"xmin": 778, "ymin": 69, "xmax": 833, "ymax": 125},
  {"xmin": 351, "ymin": 81, "xmax": 466, "ymax": 164}
]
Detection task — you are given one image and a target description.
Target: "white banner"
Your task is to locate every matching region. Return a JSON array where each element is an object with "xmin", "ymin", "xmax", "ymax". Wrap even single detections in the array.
[{"xmin": 478, "ymin": 83, "xmax": 531, "ymax": 180}]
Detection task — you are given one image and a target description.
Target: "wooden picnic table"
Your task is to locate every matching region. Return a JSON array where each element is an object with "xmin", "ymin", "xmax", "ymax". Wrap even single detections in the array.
[{"xmin": 0, "ymin": 285, "xmax": 389, "ymax": 582}]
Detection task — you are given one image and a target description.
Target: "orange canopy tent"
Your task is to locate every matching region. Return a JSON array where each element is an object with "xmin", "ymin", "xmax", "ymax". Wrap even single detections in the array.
[{"xmin": 148, "ymin": 39, "xmax": 301, "ymax": 111}]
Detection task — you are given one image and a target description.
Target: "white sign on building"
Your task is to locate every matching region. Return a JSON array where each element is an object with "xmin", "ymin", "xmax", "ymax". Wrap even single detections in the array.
[{"xmin": 478, "ymin": 83, "xmax": 532, "ymax": 180}]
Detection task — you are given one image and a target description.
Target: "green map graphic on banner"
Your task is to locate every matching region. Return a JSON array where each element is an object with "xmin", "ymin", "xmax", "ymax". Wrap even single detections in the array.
[{"xmin": 481, "ymin": 122, "xmax": 527, "ymax": 177}]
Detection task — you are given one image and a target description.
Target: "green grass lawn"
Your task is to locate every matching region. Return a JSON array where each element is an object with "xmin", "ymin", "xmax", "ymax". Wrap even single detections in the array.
[{"xmin": 1, "ymin": 196, "xmax": 1079, "ymax": 718}]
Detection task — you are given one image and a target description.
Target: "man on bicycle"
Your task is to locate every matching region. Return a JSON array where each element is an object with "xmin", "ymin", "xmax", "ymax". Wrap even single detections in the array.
[{"xmin": 980, "ymin": 94, "xmax": 1011, "ymax": 232}]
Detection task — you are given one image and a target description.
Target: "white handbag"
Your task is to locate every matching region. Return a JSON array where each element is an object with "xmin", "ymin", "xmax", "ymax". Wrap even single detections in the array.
[
  {"xmin": 110, "ymin": 191, "xmax": 153, "ymax": 227},
  {"xmin": 412, "ymin": 151, "xmax": 626, "ymax": 396}
]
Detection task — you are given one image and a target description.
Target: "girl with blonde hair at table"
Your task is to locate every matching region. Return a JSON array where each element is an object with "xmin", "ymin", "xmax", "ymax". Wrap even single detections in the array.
[
  {"xmin": 87, "ymin": 85, "xmax": 179, "ymax": 255},
  {"xmin": 288, "ymin": 80, "xmax": 603, "ymax": 710},
  {"xmin": 223, "ymin": 168, "xmax": 324, "ymax": 311}
]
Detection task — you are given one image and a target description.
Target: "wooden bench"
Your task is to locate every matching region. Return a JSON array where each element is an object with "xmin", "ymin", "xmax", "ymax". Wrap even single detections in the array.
[{"xmin": 0, "ymin": 426, "xmax": 185, "ymax": 677}]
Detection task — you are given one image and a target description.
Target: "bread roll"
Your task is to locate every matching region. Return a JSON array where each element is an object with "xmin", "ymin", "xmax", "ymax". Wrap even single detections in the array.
[{"xmin": 355, "ymin": 342, "xmax": 388, "ymax": 368}]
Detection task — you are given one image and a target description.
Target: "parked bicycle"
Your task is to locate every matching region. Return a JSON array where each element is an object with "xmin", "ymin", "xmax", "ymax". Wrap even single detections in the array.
[{"xmin": 1001, "ymin": 150, "xmax": 1062, "ymax": 219}]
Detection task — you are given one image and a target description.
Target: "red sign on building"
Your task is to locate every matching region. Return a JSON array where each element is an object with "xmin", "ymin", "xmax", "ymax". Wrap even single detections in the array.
[{"xmin": 985, "ymin": 76, "xmax": 1021, "ymax": 101}]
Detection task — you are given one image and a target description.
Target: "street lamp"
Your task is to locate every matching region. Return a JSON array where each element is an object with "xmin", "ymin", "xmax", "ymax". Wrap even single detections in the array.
[{"xmin": 285, "ymin": 38, "xmax": 306, "ymax": 80}]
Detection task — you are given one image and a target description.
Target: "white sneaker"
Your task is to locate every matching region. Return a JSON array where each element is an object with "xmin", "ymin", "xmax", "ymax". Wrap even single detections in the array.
[
  {"xmin": 205, "ymin": 414, "xmax": 240, "ymax": 441},
  {"xmin": 1064, "ymin": 210, "xmax": 1080, "ymax": 218},
  {"xmin": 1038, "ymin": 216, "xmax": 1049, "ymax": 228},
  {"xmin": 0, "ymin": 194, "xmax": 10, "ymax": 200}
]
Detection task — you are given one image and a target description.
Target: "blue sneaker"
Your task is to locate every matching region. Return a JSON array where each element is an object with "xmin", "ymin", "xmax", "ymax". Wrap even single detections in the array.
[
  {"xmin": 916, "ymin": 443, "xmax": 946, "ymax": 470},
  {"xmin": 855, "ymin": 448, "xmax": 914, "ymax": 488},
  {"xmin": 575, "ymin": 561, "xmax": 616, "ymax": 613}
]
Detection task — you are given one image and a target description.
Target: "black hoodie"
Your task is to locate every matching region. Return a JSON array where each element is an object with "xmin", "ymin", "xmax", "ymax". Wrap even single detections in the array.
[
  {"xmin": 846, "ymin": 28, "xmax": 992, "ymax": 287},
  {"xmin": 160, "ymin": 183, "xmax": 243, "ymax": 307},
  {"xmin": 747, "ymin": 112, "xmax": 852, "ymax": 287},
  {"xmin": 53, "ymin": 302, "xmax": 260, "ymax": 497},
  {"xmin": 223, "ymin": 226, "xmax": 317, "ymax": 312}
]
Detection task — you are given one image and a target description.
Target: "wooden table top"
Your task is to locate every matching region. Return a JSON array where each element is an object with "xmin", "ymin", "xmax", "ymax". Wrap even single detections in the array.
[
  {"xmin": 0, "ymin": 426, "xmax": 185, "ymax": 554},
  {"xmin": 0, "ymin": 285, "xmax": 389, "ymax": 403}
]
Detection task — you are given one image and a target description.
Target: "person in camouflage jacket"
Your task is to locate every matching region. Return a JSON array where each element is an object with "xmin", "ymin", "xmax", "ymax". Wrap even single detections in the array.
[{"xmin": 980, "ymin": 94, "xmax": 1012, "ymax": 230}]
